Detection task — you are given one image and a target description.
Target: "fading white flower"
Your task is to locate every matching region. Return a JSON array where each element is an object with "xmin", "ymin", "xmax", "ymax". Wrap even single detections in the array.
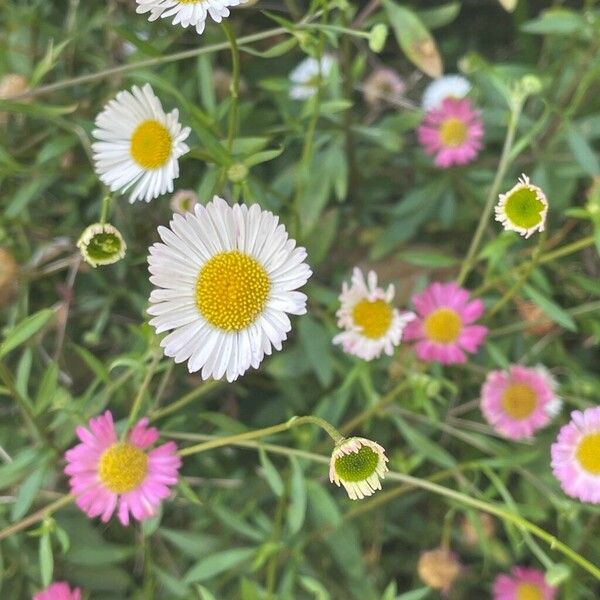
[
  {"xmin": 363, "ymin": 68, "xmax": 405, "ymax": 109},
  {"xmin": 147, "ymin": 196, "xmax": 312, "ymax": 382},
  {"xmin": 92, "ymin": 84, "xmax": 190, "ymax": 204},
  {"xmin": 170, "ymin": 189, "xmax": 199, "ymax": 214},
  {"xmin": 333, "ymin": 267, "xmax": 415, "ymax": 361},
  {"xmin": 136, "ymin": 0, "xmax": 244, "ymax": 35},
  {"xmin": 495, "ymin": 174, "xmax": 548, "ymax": 239},
  {"xmin": 289, "ymin": 55, "xmax": 335, "ymax": 100},
  {"xmin": 329, "ymin": 437, "xmax": 389, "ymax": 500},
  {"xmin": 77, "ymin": 223, "xmax": 127, "ymax": 268},
  {"xmin": 422, "ymin": 74, "xmax": 471, "ymax": 111}
]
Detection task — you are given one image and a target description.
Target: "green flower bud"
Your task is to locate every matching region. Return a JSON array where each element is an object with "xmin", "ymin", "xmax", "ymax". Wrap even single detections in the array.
[
  {"xmin": 369, "ymin": 24, "xmax": 389, "ymax": 54},
  {"xmin": 77, "ymin": 223, "xmax": 126, "ymax": 268},
  {"xmin": 227, "ymin": 163, "xmax": 249, "ymax": 183}
]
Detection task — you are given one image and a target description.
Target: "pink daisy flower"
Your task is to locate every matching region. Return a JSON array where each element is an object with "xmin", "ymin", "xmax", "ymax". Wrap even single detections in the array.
[
  {"xmin": 551, "ymin": 406, "xmax": 600, "ymax": 504},
  {"xmin": 404, "ymin": 282, "xmax": 487, "ymax": 364},
  {"xmin": 34, "ymin": 582, "xmax": 82, "ymax": 600},
  {"xmin": 417, "ymin": 97, "xmax": 483, "ymax": 168},
  {"xmin": 493, "ymin": 566, "xmax": 557, "ymax": 600},
  {"xmin": 480, "ymin": 365, "xmax": 561, "ymax": 440},
  {"xmin": 64, "ymin": 411, "xmax": 182, "ymax": 525}
]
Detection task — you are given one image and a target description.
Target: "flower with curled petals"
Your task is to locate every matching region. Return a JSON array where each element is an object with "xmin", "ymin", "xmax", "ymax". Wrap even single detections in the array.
[
  {"xmin": 404, "ymin": 282, "xmax": 488, "ymax": 364},
  {"xmin": 64, "ymin": 411, "xmax": 181, "ymax": 526}
]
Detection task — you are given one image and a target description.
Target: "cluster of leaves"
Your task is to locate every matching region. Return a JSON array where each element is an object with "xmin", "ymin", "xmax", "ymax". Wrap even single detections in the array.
[{"xmin": 1, "ymin": 1, "xmax": 600, "ymax": 599}]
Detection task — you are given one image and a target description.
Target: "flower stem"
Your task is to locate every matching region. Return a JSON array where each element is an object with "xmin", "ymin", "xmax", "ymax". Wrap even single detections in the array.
[
  {"xmin": 149, "ymin": 380, "xmax": 222, "ymax": 422},
  {"xmin": 178, "ymin": 415, "xmax": 343, "ymax": 457},
  {"xmin": 457, "ymin": 102, "xmax": 522, "ymax": 285},
  {"xmin": 221, "ymin": 21, "xmax": 240, "ymax": 153},
  {"xmin": 99, "ymin": 193, "xmax": 112, "ymax": 224}
]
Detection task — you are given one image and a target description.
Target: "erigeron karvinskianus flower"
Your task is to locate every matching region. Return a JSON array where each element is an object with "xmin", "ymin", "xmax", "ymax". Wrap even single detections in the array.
[
  {"xmin": 92, "ymin": 84, "xmax": 190, "ymax": 203},
  {"xmin": 422, "ymin": 74, "xmax": 471, "ymax": 111},
  {"xmin": 77, "ymin": 223, "xmax": 127, "ymax": 268},
  {"xmin": 289, "ymin": 55, "xmax": 335, "ymax": 100},
  {"xmin": 551, "ymin": 406, "xmax": 600, "ymax": 504},
  {"xmin": 147, "ymin": 196, "xmax": 311, "ymax": 382},
  {"xmin": 481, "ymin": 365, "xmax": 561, "ymax": 440},
  {"xmin": 170, "ymin": 189, "xmax": 199, "ymax": 214},
  {"xmin": 0, "ymin": 247, "xmax": 19, "ymax": 307},
  {"xmin": 64, "ymin": 411, "xmax": 181, "ymax": 525},
  {"xmin": 363, "ymin": 68, "xmax": 406, "ymax": 110},
  {"xmin": 33, "ymin": 582, "xmax": 82, "ymax": 600},
  {"xmin": 333, "ymin": 268, "xmax": 415, "ymax": 361},
  {"xmin": 493, "ymin": 566, "xmax": 557, "ymax": 600},
  {"xmin": 136, "ymin": 0, "xmax": 244, "ymax": 35},
  {"xmin": 418, "ymin": 97, "xmax": 483, "ymax": 168},
  {"xmin": 329, "ymin": 437, "xmax": 388, "ymax": 500},
  {"xmin": 404, "ymin": 282, "xmax": 487, "ymax": 364},
  {"xmin": 495, "ymin": 175, "xmax": 548, "ymax": 239},
  {"xmin": 417, "ymin": 548, "xmax": 462, "ymax": 593}
]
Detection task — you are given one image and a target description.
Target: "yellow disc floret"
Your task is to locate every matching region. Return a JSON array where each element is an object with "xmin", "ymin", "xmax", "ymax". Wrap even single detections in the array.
[
  {"xmin": 352, "ymin": 299, "xmax": 393, "ymax": 339},
  {"xmin": 130, "ymin": 120, "xmax": 172, "ymax": 169},
  {"xmin": 98, "ymin": 443, "xmax": 148, "ymax": 494},
  {"xmin": 196, "ymin": 251, "xmax": 270, "ymax": 331},
  {"xmin": 423, "ymin": 308, "xmax": 462, "ymax": 344},
  {"xmin": 439, "ymin": 117, "xmax": 468, "ymax": 147},
  {"xmin": 576, "ymin": 433, "xmax": 600, "ymax": 475},
  {"xmin": 516, "ymin": 583, "xmax": 543, "ymax": 600},
  {"xmin": 501, "ymin": 383, "xmax": 538, "ymax": 420}
]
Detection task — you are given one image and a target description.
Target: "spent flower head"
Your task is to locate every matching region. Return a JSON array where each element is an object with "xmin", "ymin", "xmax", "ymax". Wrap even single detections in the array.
[
  {"xmin": 77, "ymin": 223, "xmax": 127, "ymax": 268},
  {"xmin": 495, "ymin": 174, "xmax": 548, "ymax": 238},
  {"xmin": 417, "ymin": 548, "xmax": 462, "ymax": 593},
  {"xmin": 329, "ymin": 437, "xmax": 388, "ymax": 500},
  {"xmin": 170, "ymin": 189, "xmax": 199, "ymax": 214}
]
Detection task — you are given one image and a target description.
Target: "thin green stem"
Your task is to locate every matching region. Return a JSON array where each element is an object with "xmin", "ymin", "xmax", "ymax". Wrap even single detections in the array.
[
  {"xmin": 0, "ymin": 360, "xmax": 58, "ymax": 453},
  {"xmin": 457, "ymin": 103, "xmax": 522, "ymax": 285},
  {"xmin": 221, "ymin": 21, "xmax": 240, "ymax": 153},
  {"xmin": 99, "ymin": 194, "xmax": 112, "ymax": 224},
  {"xmin": 149, "ymin": 380, "xmax": 222, "ymax": 422}
]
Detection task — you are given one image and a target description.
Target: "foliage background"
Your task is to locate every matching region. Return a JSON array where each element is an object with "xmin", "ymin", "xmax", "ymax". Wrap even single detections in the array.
[{"xmin": 1, "ymin": 0, "xmax": 600, "ymax": 598}]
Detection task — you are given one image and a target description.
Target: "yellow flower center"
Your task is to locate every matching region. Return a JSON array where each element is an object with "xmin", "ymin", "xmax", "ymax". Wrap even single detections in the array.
[
  {"xmin": 130, "ymin": 120, "xmax": 172, "ymax": 169},
  {"xmin": 439, "ymin": 117, "xmax": 468, "ymax": 147},
  {"xmin": 500, "ymin": 383, "xmax": 538, "ymax": 420},
  {"xmin": 98, "ymin": 443, "xmax": 148, "ymax": 494},
  {"xmin": 196, "ymin": 251, "xmax": 270, "ymax": 331},
  {"xmin": 503, "ymin": 187, "xmax": 546, "ymax": 229},
  {"xmin": 516, "ymin": 583, "xmax": 543, "ymax": 600},
  {"xmin": 423, "ymin": 308, "xmax": 462, "ymax": 344},
  {"xmin": 352, "ymin": 299, "xmax": 393, "ymax": 339},
  {"xmin": 576, "ymin": 432, "xmax": 600, "ymax": 475}
]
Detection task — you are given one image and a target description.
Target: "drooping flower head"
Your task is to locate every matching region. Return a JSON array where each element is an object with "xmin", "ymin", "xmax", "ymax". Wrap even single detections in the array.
[
  {"xmin": 481, "ymin": 365, "xmax": 561, "ymax": 440},
  {"xmin": 363, "ymin": 68, "xmax": 405, "ymax": 110},
  {"xmin": 64, "ymin": 411, "xmax": 181, "ymax": 525},
  {"xmin": 0, "ymin": 247, "xmax": 19, "ymax": 307},
  {"xmin": 136, "ymin": 0, "xmax": 244, "ymax": 35},
  {"xmin": 329, "ymin": 437, "xmax": 388, "ymax": 500},
  {"xmin": 551, "ymin": 406, "xmax": 600, "ymax": 504},
  {"xmin": 170, "ymin": 189, "xmax": 199, "ymax": 214},
  {"xmin": 422, "ymin": 74, "xmax": 471, "ymax": 111},
  {"xmin": 495, "ymin": 175, "xmax": 548, "ymax": 239},
  {"xmin": 77, "ymin": 223, "xmax": 127, "ymax": 268},
  {"xmin": 148, "ymin": 196, "xmax": 311, "ymax": 382},
  {"xmin": 418, "ymin": 97, "xmax": 483, "ymax": 168},
  {"xmin": 404, "ymin": 282, "xmax": 487, "ymax": 364},
  {"xmin": 92, "ymin": 84, "xmax": 190, "ymax": 203},
  {"xmin": 33, "ymin": 582, "xmax": 82, "ymax": 600},
  {"xmin": 493, "ymin": 566, "xmax": 558, "ymax": 600},
  {"xmin": 289, "ymin": 55, "xmax": 335, "ymax": 100},
  {"xmin": 417, "ymin": 548, "xmax": 462, "ymax": 593},
  {"xmin": 333, "ymin": 267, "xmax": 415, "ymax": 361}
]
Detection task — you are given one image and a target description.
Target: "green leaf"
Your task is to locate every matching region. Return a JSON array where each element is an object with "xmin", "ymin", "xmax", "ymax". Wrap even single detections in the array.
[
  {"xmin": 383, "ymin": 1, "xmax": 442, "ymax": 77},
  {"xmin": 418, "ymin": 3, "xmax": 461, "ymax": 29},
  {"xmin": 259, "ymin": 448, "xmax": 284, "ymax": 497},
  {"xmin": 240, "ymin": 37, "xmax": 297, "ymax": 58},
  {"xmin": 0, "ymin": 309, "xmax": 54, "ymax": 358},
  {"xmin": 397, "ymin": 251, "xmax": 459, "ymax": 268},
  {"xmin": 184, "ymin": 548, "xmax": 255, "ymax": 583},
  {"xmin": 39, "ymin": 532, "xmax": 54, "ymax": 587},
  {"xmin": 523, "ymin": 284, "xmax": 577, "ymax": 331},
  {"xmin": 11, "ymin": 465, "xmax": 47, "ymax": 521},
  {"xmin": 566, "ymin": 124, "xmax": 600, "ymax": 176},
  {"xmin": 297, "ymin": 315, "xmax": 334, "ymax": 387},
  {"xmin": 521, "ymin": 10, "xmax": 588, "ymax": 36},
  {"xmin": 287, "ymin": 457, "xmax": 307, "ymax": 535}
]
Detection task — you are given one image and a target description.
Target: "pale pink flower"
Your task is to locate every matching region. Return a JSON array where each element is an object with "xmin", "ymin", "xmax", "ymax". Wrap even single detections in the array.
[
  {"xmin": 481, "ymin": 365, "xmax": 561, "ymax": 439},
  {"xmin": 551, "ymin": 406, "xmax": 600, "ymax": 504},
  {"xmin": 34, "ymin": 582, "xmax": 81, "ymax": 600},
  {"xmin": 418, "ymin": 97, "xmax": 483, "ymax": 168},
  {"xmin": 64, "ymin": 411, "xmax": 181, "ymax": 525},
  {"xmin": 404, "ymin": 282, "xmax": 487, "ymax": 364},
  {"xmin": 493, "ymin": 566, "xmax": 557, "ymax": 600}
]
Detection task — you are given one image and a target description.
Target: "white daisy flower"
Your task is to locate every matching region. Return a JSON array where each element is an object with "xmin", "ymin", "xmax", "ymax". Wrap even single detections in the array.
[
  {"xmin": 147, "ymin": 196, "xmax": 312, "ymax": 382},
  {"xmin": 422, "ymin": 74, "xmax": 471, "ymax": 111},
  {"xmin": 329, "ymin": 437, "xmax": 389, "ymax": 500},
  {"xmin": 92, "ymin": 84, "xmax": 191, "ymax": 204},
  {"xmin": 495, "ymin": 174, "xmax": 548, "ymax": 239},
  {"xmin": 333, "ymin": 267, "xmax": 415, "ymax": 361},
  {"xmin": 289, "ymin": 55, "xmax": 335, "ymax": 100},
  {"xmin": 136, "ymin": 0, "xmax": 244, "ymax": 35}
]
